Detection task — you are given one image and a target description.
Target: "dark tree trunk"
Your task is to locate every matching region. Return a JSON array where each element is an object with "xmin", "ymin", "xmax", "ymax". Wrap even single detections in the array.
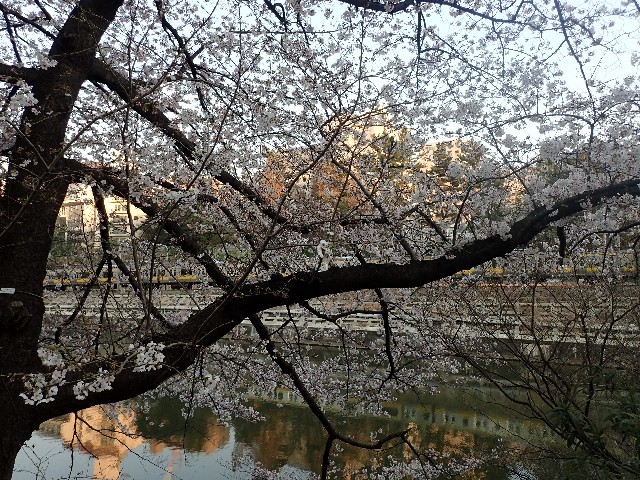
[
  {"xmin": 0, "ymin": 386, "xmax": 40, "ymax": 480},
  {"xmin": 0, "ymin": 2, "xmax": 124, "ymax": 478},
  {"xmin": 0, "ymin": 426, "xmax": 33, "ymax": 480}
]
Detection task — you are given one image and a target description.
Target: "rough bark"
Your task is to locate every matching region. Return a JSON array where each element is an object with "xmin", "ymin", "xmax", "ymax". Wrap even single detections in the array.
[
  {"xmin": 0, "ymin": 1, "xmax": 124, "ymax": 475},
  {"xmin": 0, "ymin": 387, "xmax": 39, "ymax": 480}
]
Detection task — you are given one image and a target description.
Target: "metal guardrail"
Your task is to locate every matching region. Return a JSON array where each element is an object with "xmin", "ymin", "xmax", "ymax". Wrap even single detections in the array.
[{"xmin": 44, "ymin": 289, "xmax": 640, "ymax": 346}]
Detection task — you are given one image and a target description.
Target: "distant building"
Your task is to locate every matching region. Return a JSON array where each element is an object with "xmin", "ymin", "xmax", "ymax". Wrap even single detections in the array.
[{"xmin": 57, "ymin": 184, "xmax": 146, "ymax": 247}]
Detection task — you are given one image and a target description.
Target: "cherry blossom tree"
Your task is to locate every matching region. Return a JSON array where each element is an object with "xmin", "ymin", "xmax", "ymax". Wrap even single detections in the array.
[{"xmin": 1, "ymin": 0, "xmax": 640, "ymax": 478}]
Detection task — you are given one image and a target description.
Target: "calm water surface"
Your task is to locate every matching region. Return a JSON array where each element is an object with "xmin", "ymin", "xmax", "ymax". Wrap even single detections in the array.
[{"xmin": 14, "ymin": 384, "xmax": 554, "ymax": 479}]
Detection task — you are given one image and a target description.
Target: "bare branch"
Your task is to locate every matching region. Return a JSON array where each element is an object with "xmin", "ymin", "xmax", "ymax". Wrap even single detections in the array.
[
  {"xmin": 62, "ymin": 157, "xmax": 231, "ymax": 287},
  {"xmin": 0, "ymin": 2, "xmax": 57, "ymax": 39},
  {"xmin": 87, "ymin": 61, "xmax": 293, "ymax": 230},
  {"xmin": 335, "ymin": 0, "xmax": 539, "ymax": 27}
]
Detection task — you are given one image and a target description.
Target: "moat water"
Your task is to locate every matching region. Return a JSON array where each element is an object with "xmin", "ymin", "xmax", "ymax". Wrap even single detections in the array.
[{"xmin": 13, "ymin": 380, "xmax": 563, "ymax": 480}]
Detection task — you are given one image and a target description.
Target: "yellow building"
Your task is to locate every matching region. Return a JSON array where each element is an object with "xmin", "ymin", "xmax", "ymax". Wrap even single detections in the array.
[{"xmin": 57, "ymin": 184, "xmax": 146, "ymax": 247}]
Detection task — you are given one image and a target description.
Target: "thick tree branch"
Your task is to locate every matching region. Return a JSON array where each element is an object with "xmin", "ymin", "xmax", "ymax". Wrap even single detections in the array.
[
  {"xmin": 336, "ymin": 0, "xmax": 538, "ymax": 27},
  {"xmin": 36, "ymin": 177, "xmax": 640, "ymax": 417},
  {"xmin": 0, "ymin": 64, "xmax": 44, "ymax": 85}
]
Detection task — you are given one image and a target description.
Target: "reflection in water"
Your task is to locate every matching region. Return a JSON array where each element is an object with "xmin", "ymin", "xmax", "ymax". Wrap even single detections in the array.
[
  {"xmin": 58, "ymin": 406, "xmax": 144, "ymax": 479},
  {"xmin": 23, "ymin": 386, "xmax": 556, "ymax": 479},
  {"xmin": 138, "ymin": 397, "xmax": 230, "ymax": 455}
]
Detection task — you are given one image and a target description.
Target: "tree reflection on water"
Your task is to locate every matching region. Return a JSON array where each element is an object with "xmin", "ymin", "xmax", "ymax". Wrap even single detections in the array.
[{"xmin": 24, "ymin": 387, "xmax": 555, "ymax": 479}]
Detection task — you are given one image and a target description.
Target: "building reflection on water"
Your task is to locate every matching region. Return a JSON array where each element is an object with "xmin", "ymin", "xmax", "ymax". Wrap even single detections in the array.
[
  {"xmin": 41, "ymin": 399, "xmax": 230, "ymax": 479},
  {"xmin": 58, "ymin": 407, "xmax": 144, "ymax": 479},
  {"xmin": 37, "ymin": 387, "xmax": 555, "ymax": 479}
]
